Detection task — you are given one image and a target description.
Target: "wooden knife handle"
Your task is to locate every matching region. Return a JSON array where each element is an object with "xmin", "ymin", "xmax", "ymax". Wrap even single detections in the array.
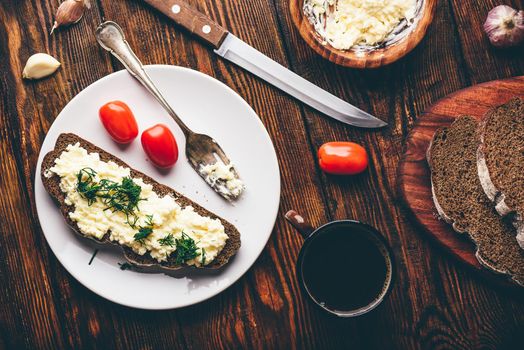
[{"xmin": 142, "ymin": 0, "xmax": 229, "ymax": 49}]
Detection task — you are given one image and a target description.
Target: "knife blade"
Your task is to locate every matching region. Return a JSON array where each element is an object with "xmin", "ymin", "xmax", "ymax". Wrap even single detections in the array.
[{"xmin": 141, "ymin": 0, "xmax": 387, "ymax": 128}]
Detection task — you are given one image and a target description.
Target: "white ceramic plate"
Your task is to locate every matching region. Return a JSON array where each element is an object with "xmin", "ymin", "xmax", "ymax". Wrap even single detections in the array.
[{"xmin": 34, "ymin": 65, "xmax": 280, "ymax": 310}]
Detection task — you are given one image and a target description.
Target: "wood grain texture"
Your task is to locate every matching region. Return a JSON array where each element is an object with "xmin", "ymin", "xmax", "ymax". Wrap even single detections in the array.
[
  {"xmin": 289, "ymin": 0, "xmax": 438, "ymax": 68},
  {"xmin": 398, "ymin": 77, "xmax": 524, "ymax": 286},
  {"xmin": 0, "ymin": 0, "xmax": 523, "ymax": 349},
  {"xmin": 142, "ymin": 0, "xmax": 229, "ymax": 49}
]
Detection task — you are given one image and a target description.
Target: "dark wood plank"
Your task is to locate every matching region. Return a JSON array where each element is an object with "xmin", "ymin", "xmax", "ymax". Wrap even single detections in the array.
[
  {"xmin": 0, "ymin": 0, "xmax": 523, "ymax": 349},
  {"xmin": 273, "ymin": 0, "xmax": 524, "ymax": 348},
  {"xmin": 0, "ymin": 0, "xmax": 113, "ymax": 349},
  {"xmin": 448, "ymin": 0, "xmax": 524, "ymax": 83},
  {"xmin": 272, "ymin": 2, "xmax": 472, "ymax": 348}
]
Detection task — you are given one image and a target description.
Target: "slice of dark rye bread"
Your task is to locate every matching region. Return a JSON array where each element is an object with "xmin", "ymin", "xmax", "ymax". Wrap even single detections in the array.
[
  {"xmin": 477, "ymin": 98, "xmax": 524, "ymax": 250},
  {"xmin": 427, "ymin": 116, "xmax": 524, "ymax": 287},
  {"xmin": 41, "ymin": 133, "xmax": 241, "ymax": 272}
]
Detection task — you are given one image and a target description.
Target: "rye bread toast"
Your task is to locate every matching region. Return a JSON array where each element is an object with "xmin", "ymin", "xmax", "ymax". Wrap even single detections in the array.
[
  {"xmin": 477, "ymin": 98, "xmax": 524, "ymax": 250},
  {"xmin": 41, "ymin": 133, "xmax": 241, "ymax": 271},
  {"xmin": 427, "ymin": 116, "xmax": 524, "ymax": 287}
]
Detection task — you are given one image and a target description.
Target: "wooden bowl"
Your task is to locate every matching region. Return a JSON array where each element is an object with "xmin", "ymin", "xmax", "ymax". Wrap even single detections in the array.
[{"xmin": 289, "ymin": 0, "xmax": 438, "ymax": 68}]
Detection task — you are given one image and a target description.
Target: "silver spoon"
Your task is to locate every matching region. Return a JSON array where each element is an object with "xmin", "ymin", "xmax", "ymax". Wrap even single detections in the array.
[{"xmin": 95, "ymin": 21, "xmax": 244, "ymax": 201}]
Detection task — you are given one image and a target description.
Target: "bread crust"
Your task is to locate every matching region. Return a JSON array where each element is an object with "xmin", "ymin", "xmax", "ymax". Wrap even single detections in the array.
[
  {"xmin": 427, "ymin": 117, "xmax": 524, "ymax": 287},
  {"xmin": 428, "ymin": 124, "xmax": 507, "ymax": 276},
  {"xmin": 476, "ymin": 98, "xmax": 524, "ymax": 250},
  {"xmin": 41, "ymin": 133, "xmax": 241, "ymax": 272},
  {"xmin": 427, "ymin": 128, "xmax": 467, "ymax": 234}
]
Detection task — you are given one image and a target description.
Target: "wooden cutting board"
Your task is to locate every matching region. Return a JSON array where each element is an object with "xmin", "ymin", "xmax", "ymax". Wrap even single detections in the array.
[{"xmin": 398, "ymin": 76, "xmax": 524, "ymax": 286}]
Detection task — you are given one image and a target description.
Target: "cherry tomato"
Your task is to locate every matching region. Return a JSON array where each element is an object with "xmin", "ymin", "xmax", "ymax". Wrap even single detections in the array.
[
  {"xmin": 99, "ymin": 101, "xmax": 138, "ymax": 144},
  {"xmin": 318, "ymin": 142, "xmax": 369, "ymax": 175},
  {"xmin": 141, "ymin": 124, "xmax": 179, "ymax": 168}
]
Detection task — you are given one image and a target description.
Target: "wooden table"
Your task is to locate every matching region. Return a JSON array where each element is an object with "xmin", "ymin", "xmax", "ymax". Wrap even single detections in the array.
[{"xmin": 1, "ymin": 0, "xmax": 523, "ymax": 348}]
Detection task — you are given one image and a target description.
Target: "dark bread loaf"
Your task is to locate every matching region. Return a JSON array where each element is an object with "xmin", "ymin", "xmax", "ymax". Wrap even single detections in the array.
[
  {"xmin": 427, "ymin": 116, "xmax": 524, "ymax": 286},
  {"xmin": 477, "ymin": 98, "xmax": 524, "ymax": 249},
  {"xmin": 41, "ymin": 133, "xmax": 241, "ymax": 271}
]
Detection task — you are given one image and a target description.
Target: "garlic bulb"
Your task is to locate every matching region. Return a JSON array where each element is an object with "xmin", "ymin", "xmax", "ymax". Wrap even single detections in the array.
[
  {"xmin": 483, "ymin": 5, "xmax": 524, "ymax": 48},
  {"xmin": 22, "ymin": 53, "xmax": 61, "ymax": 80},
  {"xmin": 50, "ymin": 0, "xmax": 91, "ymax": 34}
]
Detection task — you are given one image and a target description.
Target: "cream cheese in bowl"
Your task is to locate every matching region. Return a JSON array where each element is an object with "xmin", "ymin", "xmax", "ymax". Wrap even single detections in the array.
[{"xmin": 304, "ymin": 0, "xmax": 419, "ymax": 50}]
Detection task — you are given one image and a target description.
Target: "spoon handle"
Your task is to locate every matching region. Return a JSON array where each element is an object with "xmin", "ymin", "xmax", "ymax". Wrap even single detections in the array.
[{"xmin": 96, "ymin": 21, "xmax": 192, "ymax": 137}]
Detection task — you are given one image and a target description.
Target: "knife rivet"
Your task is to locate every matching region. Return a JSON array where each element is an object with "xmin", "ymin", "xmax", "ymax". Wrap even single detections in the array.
[
  {"xmin": 202, "ymin": 25, "xmax": 211, "ymax": 34},
  {"xmin": 171, "ymin": 4, "xmax": 181, "ymax": 14}
]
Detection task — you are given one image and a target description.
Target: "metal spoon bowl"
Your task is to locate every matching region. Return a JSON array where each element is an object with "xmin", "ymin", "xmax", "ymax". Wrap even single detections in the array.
[{"xmin": 95, "ymin": 21, "xmax": 243, "ymax": 201}]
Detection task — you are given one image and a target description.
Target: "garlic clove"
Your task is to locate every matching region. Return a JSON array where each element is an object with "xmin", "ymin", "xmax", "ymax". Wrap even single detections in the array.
[
  {"xmin": 22, "ymin": 53, "xmax": 61, "ymax": 80},
  {"xmin": 50, "ymin": 0, "xmax": 89, "ymax": 34},
  {"xmin": 483, "ymin": 5, "xmax": 524, "ymax": 48}
]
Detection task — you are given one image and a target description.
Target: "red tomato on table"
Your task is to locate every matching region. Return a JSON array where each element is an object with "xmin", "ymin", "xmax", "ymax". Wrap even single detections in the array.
[
  {"xmin": 318, "ymin": 142, "xmax": 369, "ymax": 175},
  {"xmin": 99, "ymin": 101, "xmax": 138, "ymax": 144},
  {"xmin": 141, "ymin": 124, "xmax": 179, "ymax": 168}
]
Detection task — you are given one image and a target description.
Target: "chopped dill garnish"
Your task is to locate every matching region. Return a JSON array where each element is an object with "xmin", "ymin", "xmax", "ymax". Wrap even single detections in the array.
[
  {"xmin": 88, "ymin": 249, "xmax": 99, "ymax": 265},
  {"xmin": 134, "ymin": 215, "xmax": 154, "ymax": 243},
  {"xmin": 118, "ymin": 262, "xmax": 134, "ymax": 271},
  {"xmin": 158, "ymin": 233, "xmax": 175, "ymax": 247},
  {"xmin": 134, "ymin": 227, "xmax": 153, "ymax": 243},
  {"xmin": 173, "ymin": 232, "xmax": 198, "ymax": 265},
  {"xmin": 126, "ymin": 215, "xmax": 140, "ymax": 229},
  {"xmin": 201, "ymin": 247, "xmax": 206, "ymax": 266},
  {"xmin": 98, "ymin": 177, "xmax": 144, "ymax": 227},
  {"xmin": 76, "ymin": 168, "xmax": 101, "ymax": 205},
  {"xmin": 75, "ymin": 169, "xmax": 145, "ymax": 227}
]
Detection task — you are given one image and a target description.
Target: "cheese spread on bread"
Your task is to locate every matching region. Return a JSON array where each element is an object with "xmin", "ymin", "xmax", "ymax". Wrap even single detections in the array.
[{"xmin": 47, "ymin": 143, "xmax": 229, "ymax": 266}]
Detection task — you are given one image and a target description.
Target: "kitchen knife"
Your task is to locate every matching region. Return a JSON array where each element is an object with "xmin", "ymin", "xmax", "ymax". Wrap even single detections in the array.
[{"xmin": 141, "ymin": 0, "xmax": 387, "ymax": 128}]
